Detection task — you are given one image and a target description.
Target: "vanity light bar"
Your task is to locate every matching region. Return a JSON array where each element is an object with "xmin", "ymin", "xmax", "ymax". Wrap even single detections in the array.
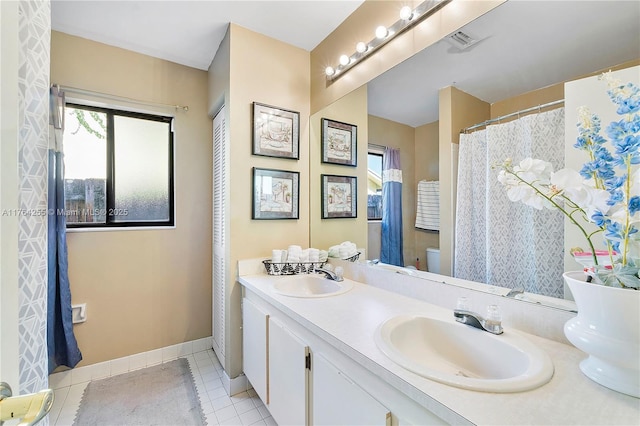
[{"xmin": 326, "ymin": 0, "xmax": 452, "ymax": 81}]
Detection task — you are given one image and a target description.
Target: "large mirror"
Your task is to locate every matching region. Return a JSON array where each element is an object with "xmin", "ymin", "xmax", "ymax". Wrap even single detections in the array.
[{"xmin": 314, "ymin": 0, "xmax": 640, "ymax": 309}]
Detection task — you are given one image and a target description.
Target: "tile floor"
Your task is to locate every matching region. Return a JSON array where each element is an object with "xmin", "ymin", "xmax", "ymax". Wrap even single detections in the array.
[{"xmin": 48, "ymin": 349, "xmax": 277, "ymax": 426}]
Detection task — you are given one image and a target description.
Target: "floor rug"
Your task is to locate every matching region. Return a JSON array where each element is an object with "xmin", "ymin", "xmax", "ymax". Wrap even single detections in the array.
[{"xmin": 73, "ymin": 358, "xmax": 206, "ymax": 425}]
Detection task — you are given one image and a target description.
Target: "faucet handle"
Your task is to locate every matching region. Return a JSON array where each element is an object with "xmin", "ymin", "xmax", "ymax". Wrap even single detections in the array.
[
  {"xmin": 456, "ymin": 296, "xmax": 471, "ymax": 311},
  {"xmin": 486, "ymin": 304, "xmax": 502, "ymax": 322},
  {"xmin": 484, "ymin": 304, "xmax": 503, "ymax": 334},
  {"xmin": 334, "ymin": 266, "xmax": 344, "ymax": 280}
]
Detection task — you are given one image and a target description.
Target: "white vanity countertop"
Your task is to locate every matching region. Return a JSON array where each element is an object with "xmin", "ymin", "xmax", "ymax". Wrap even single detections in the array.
[{"xmin": 238, "ymin": 272, "xmax": 640, "ymax": 425}]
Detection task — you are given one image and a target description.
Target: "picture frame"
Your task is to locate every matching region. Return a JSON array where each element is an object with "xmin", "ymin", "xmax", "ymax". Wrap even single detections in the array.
[
  {"xmin": 252, "ymin": 102, "xmax": 300, "ymax": 159},
  {"xmin": 321, "ymin": 174, "xmax": 357, "ymax": 219},
  {"xmin": 321, "ymin": 118, "xmax": 357, "ymax": 166},
  {"xmin": 252, "ymin": 167, "xmax": 300, "ymax": 220}
]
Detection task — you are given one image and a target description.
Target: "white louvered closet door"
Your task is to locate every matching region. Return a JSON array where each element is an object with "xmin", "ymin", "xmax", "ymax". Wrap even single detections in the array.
[{"xmin": 212, "ymin": 106, "xmax": 227, "ymax": 367}]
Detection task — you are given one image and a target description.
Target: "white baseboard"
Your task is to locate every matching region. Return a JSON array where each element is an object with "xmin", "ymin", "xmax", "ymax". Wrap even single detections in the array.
[
  {"xmin": 48, "ymin": 336, "xmax": 213, "ymax": 389},
  {"xmin": 221, "ymin": 369, "xmax": 249, "ymax": 397}
]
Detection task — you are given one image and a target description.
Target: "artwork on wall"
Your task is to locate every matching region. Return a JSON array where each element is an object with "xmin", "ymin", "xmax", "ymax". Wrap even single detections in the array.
[
  {"xmin": 321, "ymin": 174, "xmax": 357, "ymax": 219},
  {"xmin": 252, "ymin": 102, "xmax": 300, "ymax": 159},
  {"xmin": 252, "ymin": 167, "xmax": 300, "ymax": 220},
  {"xmin": 321, "ymin": 118, "xmax": 357, "ymax": 166}
]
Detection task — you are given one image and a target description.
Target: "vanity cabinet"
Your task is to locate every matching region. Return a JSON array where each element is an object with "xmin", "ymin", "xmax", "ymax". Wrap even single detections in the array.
[
  {"xmin": 241, "ymin": 292, "xmax": 446, "ymax": 426},
  {"xmin": 312, "ymin": 353, "xmax": 391, "ymax": 425},
  {"xmin": 241, "ymin": 298, "xmax": 269, "ymax": 404},
  {"xmin": 268, "ymin": 316, "xmax": 309, "ymax": 425}
]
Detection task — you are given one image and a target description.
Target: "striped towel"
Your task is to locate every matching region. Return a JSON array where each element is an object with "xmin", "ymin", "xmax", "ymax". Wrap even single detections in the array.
[{"xmin": 416, "ymin": 180, "xmax": 439, "ymax": 231}]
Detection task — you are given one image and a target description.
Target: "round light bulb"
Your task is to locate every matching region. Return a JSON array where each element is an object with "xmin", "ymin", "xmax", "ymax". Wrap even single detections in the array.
[
  {"xmin": 356, "ymin": 42, "xmax": 367, "ymax": 53},
  {"xmin": 325, "ymin": 66, "xmax": 335, "ymax": 76},
  {"xmin": 339, "ymin": 54, "xmax": 350, "ymax": 66},
  {"xmin": 400, "ymin": 6, "xmax": 413, "ymax": 20},
  {"xmin": 375, "ymin": 25, "xmax": 388, "ymax": 39}
]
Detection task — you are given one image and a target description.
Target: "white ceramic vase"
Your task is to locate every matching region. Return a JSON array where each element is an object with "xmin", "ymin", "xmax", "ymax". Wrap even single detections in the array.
[{"xmin": 563, "ymin": 271, "xmax": 640, "ymax": 398}]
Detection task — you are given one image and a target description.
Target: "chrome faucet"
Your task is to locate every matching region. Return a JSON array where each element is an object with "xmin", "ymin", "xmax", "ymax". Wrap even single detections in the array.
[
  {"xmin": 315, "ymin": 267, "xmax": 343, "ymax": 282},
  {"xmin": 506, "ymin": 287, "xmax": 524, "ymax": 298},
  {"xmin": 453, "ymin": 302, "xmax": 503, "ymax": 335}
]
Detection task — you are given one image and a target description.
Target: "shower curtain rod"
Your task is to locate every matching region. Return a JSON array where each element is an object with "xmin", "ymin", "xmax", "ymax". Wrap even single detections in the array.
[
  {"xmin": 56, "ymin": 84, "xmax": 189, "ymax": 112},
  {"xmin": 460, "ymin": 99, "xmax": 564, "ymax": 133}
]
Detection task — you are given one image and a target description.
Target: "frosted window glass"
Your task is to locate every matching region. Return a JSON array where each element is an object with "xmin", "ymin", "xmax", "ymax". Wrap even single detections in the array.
[{"xmin": 113, "ymin": 116, "xmax": 170, "ymax": 222}]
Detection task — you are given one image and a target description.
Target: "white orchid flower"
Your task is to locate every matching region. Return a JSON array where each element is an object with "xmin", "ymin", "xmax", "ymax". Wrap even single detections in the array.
[
  {"xmin": 505, "ymin": 185, "xmax": 546, "ymax": 210},
  {"xmin": 497, "ymin": 170, "xmax": 518, "ymax": 187},
  {"xmin": 514, "ymin": 158, "xmax": 553, "ymax": 182},
  {"xmin": 550, "ymin": 168, "xmax": 610, "ymax": 218},
  {"xmin": 583, "ymin": 188, "xmax": 613, "ymax": 219}
]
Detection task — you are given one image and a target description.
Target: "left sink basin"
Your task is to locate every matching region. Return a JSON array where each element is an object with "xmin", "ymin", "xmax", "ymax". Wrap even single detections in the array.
[{"xmin": 270, "ymin": 274, "xmax": 353, "ymax": 298}]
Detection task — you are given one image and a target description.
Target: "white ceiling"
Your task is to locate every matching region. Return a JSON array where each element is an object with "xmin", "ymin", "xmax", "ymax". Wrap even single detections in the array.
[
  {"xmin": 51, "ymin": 1, "xmax": 640, "ymax": 128},
  {"xmin": 51, "ymin": 0, "xmax": 365, "ymax": 71},
  {"xmin": 368, "ymin": 1, "xmax": 640, "ymax": 127}
]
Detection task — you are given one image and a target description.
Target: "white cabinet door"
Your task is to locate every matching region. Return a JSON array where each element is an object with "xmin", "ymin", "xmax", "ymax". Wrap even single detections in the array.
[
  {"xmin": 242, "ymin": 298, "xmax": 269, "ymax": 404},
  {"xmin": 268, "ymin": 317, "xmax": 309, "ymax": 426},
  {"xmin": 312, "ymin": 354, "xmax": 391, "ymax": 426}
]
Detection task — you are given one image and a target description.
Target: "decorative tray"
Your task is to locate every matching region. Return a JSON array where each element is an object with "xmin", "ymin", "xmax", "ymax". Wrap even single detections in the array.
[{"xmin": 262, "ymin": 260, "xmax": 326, "ymax": 276}]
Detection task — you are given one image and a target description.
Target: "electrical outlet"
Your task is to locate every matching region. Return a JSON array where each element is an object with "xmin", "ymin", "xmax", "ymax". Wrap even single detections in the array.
[{"xmin": 71, "ymin": 303, "xmax": 86, "ymax": 324}]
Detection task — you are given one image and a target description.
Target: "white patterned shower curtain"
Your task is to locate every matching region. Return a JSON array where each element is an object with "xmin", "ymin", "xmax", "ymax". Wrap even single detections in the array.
[{"xmin": 455, "ymin": 108, "xmax": 566, "ymax": 298}]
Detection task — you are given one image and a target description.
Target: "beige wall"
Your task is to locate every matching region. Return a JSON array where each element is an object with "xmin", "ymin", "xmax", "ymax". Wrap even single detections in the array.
[
  {"xmin": 226, "ymin": 24, "xmax": 311, "ymax": 378},
  {"xmin": 491, "ymin": 59, "xmax": 640, "ymax": 120},
  {"xmin": 439, "ymin": 87, "xmax": 490, "ymax": 276},
  {"xmin": 310, "ymin": 86, "xmax": 368, "ymax": 251},
  {"xmin": 368, "ymin": 115, "xmax": 416, "ymax": 265},
  {"xmin": 414, "ymin": 121, "xmax": 439, "ymax": 271},
  {"xmin": 51, "ymin": 32, "xmax": 213, "ymax": 366}
]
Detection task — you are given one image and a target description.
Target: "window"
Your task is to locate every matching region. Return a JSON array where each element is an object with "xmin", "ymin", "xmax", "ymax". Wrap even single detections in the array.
[
  {"xmin": 64, "ymin": 104, "xmax": 174, "ymax": 227},
  {"xmin": 367, "ymin": 152, "xmax": 383, "ymax": 220}
]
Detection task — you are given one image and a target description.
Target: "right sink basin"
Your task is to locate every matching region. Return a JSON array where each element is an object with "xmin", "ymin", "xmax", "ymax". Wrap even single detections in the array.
[{"xmin": 374, "ymin": 314, "xmax": 554, "ymax": 393}]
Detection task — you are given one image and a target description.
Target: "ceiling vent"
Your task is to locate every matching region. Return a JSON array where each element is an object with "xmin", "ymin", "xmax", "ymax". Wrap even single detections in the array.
[{"xmin": 446, "ymin": 30, "xmax": 481, "ymax": 50}]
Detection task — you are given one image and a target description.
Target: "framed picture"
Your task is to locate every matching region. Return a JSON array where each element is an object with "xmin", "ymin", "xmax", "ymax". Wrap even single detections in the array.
[
  {"xmin": 252, "ymin": 167, "xmax": 300, "ymax": 220},
  {"xmin": 321, "ymin": 118, "xmax": 357, "ymax": 166},
  {"xmin": 252, "ymin": 102, "xmax": 300, "ymax": 159},
  {"xmin": 321, "ymin": 174, "xmax": 357, "ymax": 219}
]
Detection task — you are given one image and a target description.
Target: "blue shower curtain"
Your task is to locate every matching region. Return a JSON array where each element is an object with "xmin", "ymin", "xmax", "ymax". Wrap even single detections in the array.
[
  {"xmin": 48, "ymin": 86, "xmax": 82, "ymax": 373},
  {"xmin": 380, "ymin": 147, "xmax": 403, "ymax": 266}
]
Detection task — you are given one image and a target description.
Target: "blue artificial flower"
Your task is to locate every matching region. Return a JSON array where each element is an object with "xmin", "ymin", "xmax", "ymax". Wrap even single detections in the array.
[
  {"xmin": 604, "ymin": 175, "xmax": 626, "ymax": 191},
  {"xmin": 611, "ymin": 241, "xmax": 621, "ymax": 253},
  {"xmin": 606, "ymin": 120, "xmax": 627, "ymax": 141},
  {"xmin": 579, "ymin": 162, "xmax": 598, "ymax": 179},
  {"xmin": 611, "ymin": 135, "xmax": 640, "ymax": 158},
  {"xmin": 607, "ymin": 190, "xmax": 624, "ymax": 206},
  {"xmin": 604, "ymin": 223, "xmax": 624, "ymax": 253},
  {"xmin": 591, "ymin": 210, "xmax": 607, "ymax": 227},
  {"xmin": 630, "ymin": 196, "xmax": 640, "ymax": 215},
  {"xmin": 574, "ymin": 136, "xmax": 588, "ymax": 149},
  {"xmin": 608, "ymin": 83, "xmax": 640, "ymax": 114}
]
